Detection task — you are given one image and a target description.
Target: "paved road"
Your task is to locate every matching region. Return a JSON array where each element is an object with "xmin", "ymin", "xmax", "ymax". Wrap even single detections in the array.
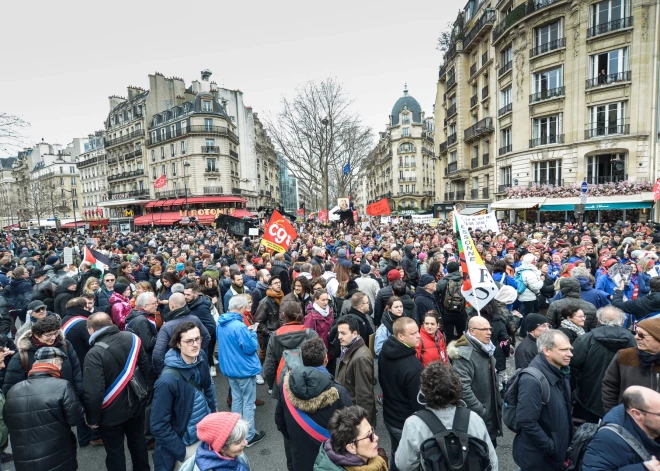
[{"xmin": 3, "ymin": 358, "xmax": 519, "ymax": 471}]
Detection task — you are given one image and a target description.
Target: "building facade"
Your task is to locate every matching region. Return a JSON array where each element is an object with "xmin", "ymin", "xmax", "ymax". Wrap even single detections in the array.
[
  {"xmin": 77, "ymin": 131, "xmax": 108, "ymax": 224},
  {"xmin": 278, "ymin": 153, "xmax": 298, "ymax": 213},
  {"xmin": 435, "ymin": 0, "xmax": 659, "ymax": 222}
]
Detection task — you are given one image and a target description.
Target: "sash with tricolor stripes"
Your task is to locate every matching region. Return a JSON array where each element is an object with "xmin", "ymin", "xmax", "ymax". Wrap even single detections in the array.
[
  {"xmin": 102, "ymin": 333, "xmax": 141, "ymax": 409},
  {"xmin": 62, "ymin": 316, "xmax": 87, "ymax": 335},
  {"xmin": 283, "ymin": 380, "xmax": 330, "ymax": 442}
]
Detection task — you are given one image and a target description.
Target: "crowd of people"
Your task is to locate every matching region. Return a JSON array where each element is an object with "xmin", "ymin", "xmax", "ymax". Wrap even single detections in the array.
[{"xmin": 0, "ymin": 217, "xmax": 658, "ymax": 470}]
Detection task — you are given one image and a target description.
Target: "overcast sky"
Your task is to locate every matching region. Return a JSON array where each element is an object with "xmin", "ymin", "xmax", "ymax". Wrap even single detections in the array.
[{"xmin": 1, "ymin": 0, "xmax": 449, "ymax": 156}]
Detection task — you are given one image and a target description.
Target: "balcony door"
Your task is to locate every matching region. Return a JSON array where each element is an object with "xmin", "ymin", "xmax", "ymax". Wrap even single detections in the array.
[
  {"xmin": 590, "ymin": 102, "xmax": 624, "ymax": 135},
  {"xmin": 591, "ymin": 48, "xmax": 628, "ymax": 78},
  {"xmin": 586, "ymin": 153, "xmax": 627, "ymax": 184}
]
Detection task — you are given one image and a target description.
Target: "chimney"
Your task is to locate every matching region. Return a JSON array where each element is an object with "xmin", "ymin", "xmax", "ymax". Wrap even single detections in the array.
[{"xmin": 200, "ymin": 69, "xmax": 212, "ymax": 93}]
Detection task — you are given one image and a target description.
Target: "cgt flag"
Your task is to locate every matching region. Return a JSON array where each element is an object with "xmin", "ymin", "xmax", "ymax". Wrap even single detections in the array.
[
  {"xmin": 453, "ymin": 208, "xmax": 499, "ymax": 314},
  {"xmin": 261, "ymin": 210, "xmax": 298, "ymax": 253},
  {"xmin": 154, "ymin": 175, "xmax": 167, "ymax": 189},
  {"xmin": 366, "ymin": 198, "xmax": 391, "ymax": 216}
]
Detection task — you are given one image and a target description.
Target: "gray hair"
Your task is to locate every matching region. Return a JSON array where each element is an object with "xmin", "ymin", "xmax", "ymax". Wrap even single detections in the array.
[
  {"xmin": 390, "ymin": 250, "xmax": 400, "ymax": 260},
  {"xmin": 312, "ymin": 246, "xmax": 322, "ymax": 256},
  {"xmin": 135, "ymin": 292, "xmax": 155, "ymax": 309},
  {"xmin": 597, "ymin": 306, "xmax": 626, "ymax": 326},
  {"xmin": 222, "ymin": 418, "xmax": 250, "ymax": 451},
  {"xmin": 228, "ymin": 294, "xmax": 249, "ymax": 312},
  {"xmin": 171, "ymin": 283, "xmax": 185, "ymax": 294},
  {"xmin": 537, "ymin": 329, "xmax": 569, "ymax": 353}
]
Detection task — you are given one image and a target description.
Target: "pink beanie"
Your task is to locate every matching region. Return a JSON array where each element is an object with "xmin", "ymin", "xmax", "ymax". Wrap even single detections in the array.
[
  {"xmin": 418, "ymin": 252, "xmax": 428, "ymax": 261},
  {"xmin": 196, "ymin": 412, "xmax": 241, "ymax": 453}
]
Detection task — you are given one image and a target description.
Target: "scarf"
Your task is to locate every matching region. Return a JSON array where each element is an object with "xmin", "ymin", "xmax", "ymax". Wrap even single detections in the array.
[
  {"xmin": 28, "ymin": 363, "xmax": 61, "ymax": 379},
  {"xmin": 32, "ymin": 335, "xmax": 55, "ymax": 349},
  {"xmin": 267, "ymin": 289, "xmax": 284, "ymax": 305},
  {"xmin": 344, "ymin": 456, "xmax": 389, "ymax": 471},
  {"xmin": 638, "ymin": 349, "xmax": 660, "ymax": 368},
  {"xmin": 231, "ymin": 283, "xmax": 245, "ymax": 295},
  {"xmin": 466, "ymin": 332, "xmax": 496, "ymax": 357},
  {"xmin": 560, "ymin": 318, "xmax": 585, "ymax": 337},
  {"xmin": 313, "ymin": 302, "xmax": 330, "ymax": 318},
  {"xmin": 340, "ymin": 336, "xmax": 358, "ymax": 361}
]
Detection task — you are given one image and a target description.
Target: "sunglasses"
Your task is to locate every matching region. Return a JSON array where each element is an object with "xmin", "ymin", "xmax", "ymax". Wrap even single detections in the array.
[
  {"xmin": 353, "ymin": 428, "xmax": 376, "ymax": 444},
  {"xmin": 634, "ymin": 329, "xmax": 648, "ymax": 340}
]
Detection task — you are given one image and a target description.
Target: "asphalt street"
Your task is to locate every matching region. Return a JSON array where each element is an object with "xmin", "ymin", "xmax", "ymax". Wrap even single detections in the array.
[{"xmin": 2, "ymin": 358, "xmax": 518, "ymax": 471}]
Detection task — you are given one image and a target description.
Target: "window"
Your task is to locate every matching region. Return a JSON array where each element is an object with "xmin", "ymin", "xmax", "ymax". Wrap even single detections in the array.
[
  {"xmin": 59, "ymin": 166, "xmax": 63, "ymax": 174},
  {"xmin": 449, "ymin": 151, "xmax": 457, "ymax": 163},
  {"xmin": 159, "ymin": 128, "xmax": 166, "ymax": 141},
  {"xmin": 181, "ymin": 120, "xmax": 187, "ymax": 133},
  {"xmin": 203, "ymin": 101, "xmax": 212, "ymax": 112},
  {"xmin": 590, "ymin": 47, "xmax": 629, "ymax": 80},
  {"xmin": 534, "ymin": 19, "xmax": 562, "ymax": 54},
  {"xmin": 181, "ymin": 141, "xmax": 187, "ymax": 154},
  {"xmin": 170, "ymin": 144, "xmax": 175, "ymax": 157},
  {"xmin": 500, "ymin": 87, "xmax": 512, "ymax": 106},
  {"xmin": 399, "ymin": 143, "xmax": 415, "ymax": 153},
  {"xmin": 152, "ymin": 168, "xmax": 157, "ymax": 180},
  {"xmin": 532, "ymin": 114, "xmax": 561, "ymax": 145},
  {"xmin": 151, "ymin": 150, "xmax": 155, "ymax": 161},
  {"xmin": 204, "ymin": 118, "xmax": 213, "ymax": 131},
  {"xmin": 399, "ymin": 185, "xmax": 404, "ymax": 193},
  {"xmin": 71, "ymin": 177, "xmax": 77, "ymax": 186},
  {"xmin": 69, "ymin": 166, "xmax": 75, "ymax": 174},
  {"xmin": 171, "ymin": 163, "xmax": 177, "ymax": 176},
  {"xmin": 170, "ymin": 124, "xmax": 176, "ymax": 138},
  {"xmin": 591, "ymin": 0, "xmax": 628, "ymax": 35},
  {"xmin": 411, "ymin": 185, "xmax": 416, "ymax": 193},
  {"xmin": 402, "ymin": 114, "xmax": 410, "ymax": 125},
  {"xmin": 150, "ymin": 131, "xmax": 156, "ymax": 143},
  {"xmin": 587, "ymin": 153, "xmax": 626, "ymax": 183},
  {"xmin": 60, "ymin": 177, "xmax": 65, "ymax": 186},
  {"xmin": 589, "ymin": 102, "xmax": 626, "ymax": 136},
  {"xmin": 533, "ymin": 66, "xmax": 563, "ymax": 94},
  {"xmin": 405, "ymin": 185, "xmax": 410, "ymax": 193},
  {"xmin": 160, "ymin": 147, "xmax": 165, "ymax": 159},
  {"xmin": 533, "ymin": 160, "xmax": 562, "ymax": 184},
  {"xmin": 501, "ymin": 45, "xmax": 512, "ymax": 66},
  {"xmin": 502, "ymin": 166, "xmax": 512, "ymax": 186},
  {"xmin": 207, "ymin": 158, "xmax": 216, "ymax": 172},
  {"xmin": 161, "ymin": 165, "xmax": 166, "ymax": 177},
  {"xmin": 402, "ymin": 127, "xmax": 410, "ymax": 137},
  {"xmin": 500, "ymin": 127, "xmax": 512, "ymax": 154}
]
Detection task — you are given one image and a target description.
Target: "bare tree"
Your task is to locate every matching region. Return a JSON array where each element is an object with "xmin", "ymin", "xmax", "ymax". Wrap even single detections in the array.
[
  {"xmin": 22, "ymin": 178, "xmax": 62, "ymax": 227},
  {"xmin": 328, "ymin": 123, "xmax": 373, "ymax": 201},
  {"xmin": 0, "ymin": 113, "xmax": 29, "ymax": 155},
  {"xmin": 265, "ymin": 78, "xmax": 373, "ymax": 212}
]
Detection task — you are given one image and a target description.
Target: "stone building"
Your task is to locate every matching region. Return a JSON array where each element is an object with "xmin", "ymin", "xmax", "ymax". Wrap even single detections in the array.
[
  {"xmin": 278, "ymin": 153, "xmax": 298, "ymax": 213},
  {"xmin": 77, "ymin": 131, "xmax": 108, "ymax": 226}
]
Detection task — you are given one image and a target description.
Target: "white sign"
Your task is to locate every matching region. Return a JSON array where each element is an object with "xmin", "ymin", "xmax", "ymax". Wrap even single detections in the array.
[
  {"xmin": 248, "ymin": 228, "xmax": 259, "ymax": 236},
  {"xmin": 361, "ymin": 221, "xmax": 370, "ymax": 230},
  {"xmin": 119, "ymin": 223, "xmax": 131, "ymax": 235},
  {"xmin": 411, "ymin": 214, "xmax": 433, "ymax": 225},
  {"xmin": 380, "ymin": 216, "xmax": 391, "ymax": 224},
  {"xmin": 459, "ymin": 212, "xmax": 500, "ymax": 234},
  {"xmin": 63, "ymin": 247, "xmax": 73, "ymax": 265}
]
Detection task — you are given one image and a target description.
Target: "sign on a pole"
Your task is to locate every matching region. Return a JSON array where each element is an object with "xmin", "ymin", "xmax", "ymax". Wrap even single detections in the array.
[
  {"xmin": 580, "ymin": 181, "xmax": 588, "ymax": 194},
  {"xmin": 580, "ymin": 193, "xmax": 588, "ymax": 205}
]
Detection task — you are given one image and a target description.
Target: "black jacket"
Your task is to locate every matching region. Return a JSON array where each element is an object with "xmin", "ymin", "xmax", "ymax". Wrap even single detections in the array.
[
  {"xmin": 547, "ymin": 278, "xmax": 598, "ymax": 331},
  {"xmin": 270, "ymin": 261, "xmax": 291, "ymax": 295},
  {"xmin": 401, "ymin": 245, "xmax": 419, "ymax": 287},
  {"xmin": 82, "ymin": 325, "xmax": 149, "ymax": 427},
  {"xmin": 275, "ymin": 367, "xmax": 352, "ymax": 471},
  {"xmin": 414, "ymin": 289, "xmax": 440, "ymax": 324},
  {"xmin": 61, "ymin": 307, "xmax": 91, "ymax": 366},
  {"xmin": 379, "ymin": 335, "xmax": 424, "ymax": 429},
  {"xmin": 436, "ymin": 271, "xmax": 467, "ymax": 321},
  {"xmin": 53, "ymin": 283, "xmax": 76, "ymax": 317},
  {"xmin": 124, "ymin": 308, "xmax": 158, "ymax": 387},
  {"xmin": 570, "ymin": 325, "xmax": 636, "ymax": 419},
  {"xmin": 255, "ymin": 295, "xmax": 282, "ymax": 334},
  {"xmin": 187, "ymin": 295, "xmax": 217, "ymax": 336},
  {"xmin": 152, "ymin": 307, "xmax": 210, "ymax": 376},
  {"xmin": 514, "ymin": 334, "xmax": 539, "ymax": 370},
  {"xmin": 374, "ymin": 285, "xmax": 413, "ymax": 327},
  {"xmin": 513, "ymin": 354, "xmax": 574, "ymax": 471},
  {"xmin": 612, "ymin": 289, "xmax": 660, "ymax": 320},
  {"xmin": 4, "ymin": 372, "xmax": 84, "ymax": 471}
]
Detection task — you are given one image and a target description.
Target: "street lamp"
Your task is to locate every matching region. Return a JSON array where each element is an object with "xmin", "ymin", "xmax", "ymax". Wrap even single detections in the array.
[
  {"xmin": 61, "ymin": 188, "xmax": 77, "ymax": 232},
  {"xmin": 321, "ymin": 117, "xmax": 330, "ymax": 214},
  {"xmin": 183, "ymin": 161, "xmax": 191, "ymax": 217}
]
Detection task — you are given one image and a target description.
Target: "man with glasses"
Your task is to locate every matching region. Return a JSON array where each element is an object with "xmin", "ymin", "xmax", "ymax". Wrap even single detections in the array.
[
  {"xmin": 448, "ymin": 316, "xmax": 503, "ymax": 447},
  {"xmin": 603, "ymin": 317, "xmax": 660, "ymax": 414},
  {"xmin": 95, "ymin": 273, "xmax": 115, "ymax": 314}
]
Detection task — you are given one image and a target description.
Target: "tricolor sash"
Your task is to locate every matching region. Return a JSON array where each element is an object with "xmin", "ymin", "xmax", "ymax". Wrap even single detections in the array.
[
  {"xmin": 101, "ymin": 333, "xmax": 141, "ymax": 409},
  {"xmin": 62, "ymin": 316, "xmax": 87, "ymax": 335},
  {"xmin": 283, "ymin": 380, "xmax": 330, "ymax": 442}
]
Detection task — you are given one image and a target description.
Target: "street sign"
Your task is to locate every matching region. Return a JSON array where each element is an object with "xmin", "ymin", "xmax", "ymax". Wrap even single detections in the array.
[
  {"xmin": 46, "ymin": 218, "xmax": 56, "ymax": 222},
  {"xmin": 581, "ymin": 181, "xmax": 588, "ymax": 194}
]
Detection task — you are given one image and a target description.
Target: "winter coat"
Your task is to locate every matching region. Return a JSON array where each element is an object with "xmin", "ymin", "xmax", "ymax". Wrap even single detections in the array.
[
  {"xmin": 283, "ymin": 292, "xmax": 312, "ymax": 316},
  {"xmin": 151, "ymin": 349, "xmax": 217, "ymax": 471},
  {"xmin": 336, "ymin": 253, "xmax": 351, "ymax": 269},
  {"xmin": 355, "ymin": 275, "xmax": 380, "ymax": 310},
  {"xmin": 187, "ymin": 295, "xmax": 217, "ymax": 337},
  {"xmin": 61, "ymin": 307, "xmax": 91, "ymax": 366},
  {"xmin": 216, "ymin": 312, "xmax": 261, "ymax": 379},
  {"xmin": 448, "ymin": 335, "xmax": 502, "ymax": 440},
  {"xmin": 602, "ymin": 347, "xmax": 660, "ymax": 414},
  {"xmin": 255, "ymin": 295, "xmax": 282, "ymax": 334},
  {"xmin": 582, "ymin": 403, "xmax": 660, "ymax": 471},
  {"xmin": 401, "ymin": 245, "xmax": 419, "ymax": 287},
  {"xmin": 271, "ymin": 260, "xmax": 292, "ymax": 295},
  {"xmin": 514, "ymin": 334, "xmax": 539, "ymax": 370},
  {"xmin": 638, "ymin": 272, "xmax": 652, "ymax": 298},
  {"xmin": 339, "ymin": 289, "xmax": 367, "ymax": 318},
  {"xmin": 596, "ymin": 272, "xmax": 618, "ymax": 296},
  {"xmin": 547, "ymin": 278, "xmax": 599, "ymax": 331},
  {"xmin": 275, "ymin": 367, "xmax": 352, "ymax": 471},
  {"xmin": 480, "ymin": 311, "xmax": 511, "ymax": 372},
  {"xmin": 395, "ymin": 404, "xmax": 498, "ymax": 471},
  {"xmin": 179, "ymin": 442, "xmax": 251, "ymax": 471},
  {"xmin": 336, "ymin": 337, "xmax": 377, "ymax": 426},
  {"xmin": 243, "ymin": 274, "xmax": 257, "ymax": 292},
  {"xmin": 514, "ymin": 263, "xmax": 544, "ymax": 302},
  {"xmin": 250, "ymin": 282, "xmax": 268, "ymax": 317},
  {"xmin": 124, "ymin": 308, "xmax": 157, "ymax": 388},
  {"xmin": 612, "ymin": 289, "xmax": 660, "ymax": 321},
  {"xmin": 575, "ymin": 277, "xmax": 611, "ymax": 310},
  {"xmin": 571, "ymin": 325, "xmax": 636, "ymax": 419},
  {"xmin": 304, "ymin": 303, "xmax": 335, "ymax": 358},
  {"xmin": 416, "ymin": 327, "xmax": 448, "ymax": 367},
  {"xmin": 314, "ymin": 440, "xmax": 388, "ymax": 471},
  {"xmin": 53, "ymin": 281, "xmax": 76, "ymax": 317},
  {"xmin": 436, "ymin": 271, "xmax": 467, "ymax": 322},
  {"xmin": 414, "ymin": 289, "xmax": 439, "ymax": 325},
  {"xmin": 152, "ymin": 306, "xmax": 211, "ymax": 375},
  {"xmin": 82, "ymin": 325, "xmax": 150, "ymax": 427},
  {"xmin": 132, "ymin": 264, "xmax": 150, "ymax": 283},
  {"xmin": 3, "ymin": 329, "xmax": 83, "ymax": 398},
  {"xmin": 373, "ymin": 284, "xmax": 413, "ymax": 326},
  {"xmin": 512, "ymin": 354, "xmax": 574, "ymax": 471},
  {"xmin": 109, "ymin": 291, "xmax": 132, "ymax": 330},
  {"xmin": 263, "ymin": 322, "xmax": 318, "ymax": 389},
  {"xmin": 4, "ymin": 371, "xmax": 84, "ymax": 471},
  {"xmin": 374, "ymin": 310, "xmax": 399, "ymax": 360},
  {"xmin": 94, "ymin": 286, "xmax": 113, "ymax": 314},
  {"xmin": 379, "ymin": 335, "xmax": 424, "ymax": 429},
  {"xmin": 330, "ymin": 308, "xmax": 373, "ymax": 349}
]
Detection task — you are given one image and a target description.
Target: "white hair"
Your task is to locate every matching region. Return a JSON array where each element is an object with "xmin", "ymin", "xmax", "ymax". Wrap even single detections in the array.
[
  {"xmin": 135, "ymin": 292, "xmax": 155, "ymax": 309},
  {"xmin": 597, "ymin": 306, "xmax": 626, "ymax": 327},
  {"xmin": 228, "ymin": 295, "xmax": 249, "ymax": 312},
  {"xmin": 222, "ymin": 419, "xmax": 250, "ymax": 451}
]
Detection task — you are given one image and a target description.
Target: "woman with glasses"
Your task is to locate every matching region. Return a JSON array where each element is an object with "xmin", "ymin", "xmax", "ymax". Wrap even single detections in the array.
[
  {"xmin": 151, "ymin": 321, "xmax": 217, "ymax": 471},
  {"xmin": 558, "ymin": 304, "xmax": 586, "ymax": 344},
  {"xmin": 314, "ymin": 405, "xmax": 388, "ymax": 471}
]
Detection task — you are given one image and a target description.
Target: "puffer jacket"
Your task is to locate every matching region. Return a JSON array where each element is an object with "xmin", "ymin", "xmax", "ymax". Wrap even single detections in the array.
[
  {"xmin": 109, "ymin": 291, "xmax": 132, "ymax": 330},
  {"xmin": 216, "ymin": 312, "xmax": 261, "ymax": 379},
  {"xmin": 547, "ymin": 278, "xmax": 598, "ymax": 331},
  {"xmin": 179, "ymin": 442, "xmax": 250, "ymax": 471},
  {"xmin": 304, "ymin": 303, "xmax": 335, "ymax": 358},
  {"xmin": 514, "ymin": 263, "xmax": 544, "ymax": 302},
  {"xmin": 263, "ymin": 322, "xmax": 318, "ymax": 389},
  {"xmin": 4, "ymin": 371, "xmax": 84, "ymax": 471},
  {"xmin": 571, "ymin": 325, "xmax": 636, "ymax": 419},
  {"xmin": 151, "ymin": 349, "xmax": 217, "ymax": 471},
  {"xmin": 275, "ymin": 367, "xmax": 352, "ymax": 471},
  {"xmin": 602, "ymin": 347, "xmax": 660, "ymax": 414},
  {"xmin": 94, "ymin": 286, "xmax": 113, "ymax": 314},
  {"xmin": 448, "ymin": 334, "xmax": 502, "ymax": 440},
  {"xmin": 416, "ymin": 327, "xmax": 448, "ymax": 366}
]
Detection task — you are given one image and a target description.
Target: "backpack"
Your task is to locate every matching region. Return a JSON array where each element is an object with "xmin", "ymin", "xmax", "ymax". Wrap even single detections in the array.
[
  {"xmin": 415, "ymin": 407, "xmax": 492, "ymax": 471},
  {"xmin": 443, "ymin": 278, "xmax": 465, "ymax": 313},
  {"xmin": 513, "ymin": 270, "xmax": 529, "ymax": 294},
  {"xmin": 502, "ymin": 367, "xmax": 550, "ymax": 433},
  {"xmin": 564, "ymin": 422, "xmax": 652, "ymax": 471}
]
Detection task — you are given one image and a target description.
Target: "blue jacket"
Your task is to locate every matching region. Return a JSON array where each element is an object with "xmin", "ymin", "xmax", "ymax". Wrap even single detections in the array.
[
  {"xmin": 638, "ymin": 272, "xmax": 651, "ymax": 298},
  {"xmin": 132, "ymin": 265, "xmax": 150, "ymax": 282},
  {"xmin": 582, "ymin": 404, "xmax": 660, "ymax": 471},
  {"xmin": 243, "ymin": 274, "xmax": 257, "ymax": 292},
  {"xmin": 596, "ymin": 273, "xmax": 618, "ymax": 296},
  {"xmin": 151, "ymin": 349, "xmax": 217, "ymax": 471},
  {"xmin": 187, "ymin": 296, "xmax": 217, "ymax": 337},
  {"xmin": 576, "ymin": 277, "xmax": 611, "ymax": 310},
  {"xmin": 189, "ymin": 442, "xmax": 250, "ymax": 471},
  {"xmin": 152, "ymin": 307, "xmax": 211, "ymax": 375},
  {"xmin": 216, "ymin": 312, "xmax": 261, "ymax": 378}
]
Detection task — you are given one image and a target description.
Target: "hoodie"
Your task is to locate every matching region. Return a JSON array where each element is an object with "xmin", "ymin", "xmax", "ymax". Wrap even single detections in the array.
[
  {"xmin": 547, "ymin": 277, "xmax": 599, "ymax": 330},
  {"xmin": 401, "ymin": 244, "xmax": 419, "ymax": 286},
  {"xmin": 53, "ymin": 278, "xmax": 77, "ymax": 316},
  {"xmin": 304, "ymin": 303, "xmax": 335, "ymax": 357}
]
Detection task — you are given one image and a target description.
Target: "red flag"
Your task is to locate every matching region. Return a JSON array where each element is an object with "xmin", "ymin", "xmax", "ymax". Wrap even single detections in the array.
[
  {"xmin": 296, "ymin": 208, "xmax": 304, "ymax": 216},
  {"xmin": 653, "ymin": 178, "xmax": 660, "ymax": 202},
  {"xmin": 318, "ymin": 210, "xmax": 328, "ymax": 222},
  {"xmin": 154, "ymin": 175, "xmax": 167, "ymax": 189},
  {"xmin": 261, "ymin": 210, "xmax": 298, "ymax": 253},
  {"xmin": 366, "ymin": 198, "xmax": 391, "ymax": 216}
]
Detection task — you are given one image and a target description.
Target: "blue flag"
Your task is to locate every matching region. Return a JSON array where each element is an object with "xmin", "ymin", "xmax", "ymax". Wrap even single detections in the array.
[{"xmin": 343, "ymin": 163, "xmax": 350, "ymax": 175}]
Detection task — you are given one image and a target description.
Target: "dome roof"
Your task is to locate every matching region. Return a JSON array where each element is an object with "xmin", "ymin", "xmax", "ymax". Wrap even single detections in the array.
[{"xmin": 391, "ymin": 84, "xmax": 422, "ymax": 125}]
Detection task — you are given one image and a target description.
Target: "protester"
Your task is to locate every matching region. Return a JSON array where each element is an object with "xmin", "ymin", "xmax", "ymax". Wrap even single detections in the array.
[
  {"xmin": 416, "ymin": 311, "xmax": 448, "ymax": 366},
  {"xmin": 514, "ymin": 313, "xmax": 550, "ymax": 369}
]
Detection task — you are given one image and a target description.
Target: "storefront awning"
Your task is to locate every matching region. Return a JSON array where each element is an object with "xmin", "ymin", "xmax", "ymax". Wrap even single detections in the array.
[
  {"xmin": 540, "ymin": 192, "xmax": 655, "ymax": 211},
  {"xmin": 61, "ymin": 222, "xmax": 88, "ymax": 229},
  {"xmin": 172, "ymin": 198, "xmax": 185, "ymax": 206},
  {"xmin": 233, "ymin": 209, "xmax": 256, "ymax": 218},
  {"xmin": 153, "ymin": 200, "xmax": 167, "ymax": 208},
  {"xmin": 145, "ymin": 201, "xmax": 158, "ymax": 208},
  {"xmin": 490, "ymin": 197, "xmax": 547, "ymax": 210}
]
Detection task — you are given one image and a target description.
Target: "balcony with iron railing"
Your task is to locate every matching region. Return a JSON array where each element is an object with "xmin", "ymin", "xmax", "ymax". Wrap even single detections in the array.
[
  {"xmin": 124, "ymin": 149, "xmax": 142, "ymax": 160},
  {"xmin": 464, "ymin": 117, "xmax": 494, "ymax": 142},
  {"xmin": 529, "ymin": 134, "xmax": 565, "ymax": 148},
  {"xmin": 155, "ymin": 189, "xmax": 188, "ymax": 199},
  {"xmin": 230, "ymin": 150, "xmax": 239, "ymax": 158},
  {"xmin": 400, "ymin": 176, "xmax": 417, "ymax": 182},
  {"xmin": 529, "ymin": 179, "xmax": 563, "ymax": 186},
  {"xmin": 499, "ymin": 60, "xmax": 512, "ymax": 77},
  {"xmin": 107, "ymin": 169, "xmax": 145, "ymax": 182},
  {"xmin": 497, "ymin": 183, "xmax": 512, "ymax": 193},
  {"xmin": 464, "ymin": 9, "xmax": 496, "ymax": 50},
  {"xmin": 585, "ymin": 174, "xmax": 628, "ymax": 184},
  {"xmin": 584, "ymin": 121, "xmax": 630, "ymax": 139},
  {"xmin": 105, "ymin": 129, "xmax": 145, "ymax": 148},
  {"xmin": 470, "ymin": 62, "xmax": 478, "ymax": 78},
  {"xmin": 470, "ymin": 94, "xmax": 479, "ymax": 108},
  {"xmin": 482, "ymin": 187, "xmax": 490, "ymax": 198},
  {"xmin": 447, "ymin": 74, "xmax": 457, "ymax": 90},
  {"xmin": 587, "ymin": 16, "xmax": 633, "ymax": 38},
  {"xmin": 492, "ymin": 0, "xmax": 565, "ymax": 42},
  {"xmin": 471, "ymin": 188, "xmax": 480, "ymax": 199},
  {"xmin": 398, "ymin": 162, "xmax": 417, "ymax": 168},
  {"xmin": 498, "ymin": 102, "xmax": 512, "ymax": 117},
  {"xmin": 529, "ymin": 86, "xmax": 565, "ymax": 103},
  {"xmin": 148, "ymin": 125, "xmax": 239, "ymax": 146},
  {"xmin": 483, "ymin": 153, "xmax": 490, "ymax": 166},
  {"xmin": 499, "ymin": 144, "xmax": 512, "ymax": 156},
  {"xmin": 447, "ymin": 103, "xmax": 457, "ymax": 118},
  {"xmin": 448, "ymin": 133, "xmax": 458, "ymax": 146},
  {"xmin": 439, "ymin": 141, "xmax": 448, "ymax": 154},
  {"xmin": 448, "ymin": 162, "xmax": 458, "ymax": 173},
  {"xmin": 471, "ymin": 157, "xmax": 479, "ymax": 169},
  {"xmin": 205, "ymin": 168, "xmax": 220, "ymax": 175},
  {"xmin": 203, "ymin": 186, "xmax": 225, "ymax": 195},
  {"xmin": 482, "ymin": 51, "xmax": 489, "ymax": 67},
  {"xmin": 445, "ymin": 42, "xmax": 459, "ymax": 62},
  {"xmin": 78, "ymin": 156, "xmax": 99, "ymax": 168},
  {"xmin": 585, "ymin": 70, "xmax": 632, "ymax": 89},
  {"xmin": 456, "ymin": 190, "xmax": 466, "ymax": 200},
  {"xmin": 202, "ymin": 146, "xmax": 219, "ymax": 154},
  {"xmin": 439, "ymin": 63, "xmax": 447, "ymax": 81},
  {"xmin": 530, "ymin": 37, "xmax": 566, "ymax": 57}
]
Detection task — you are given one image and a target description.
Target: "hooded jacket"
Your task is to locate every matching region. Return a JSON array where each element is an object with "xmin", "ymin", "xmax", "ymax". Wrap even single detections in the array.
[
  {"xmin": 187, "ymin": 295, "xmax": 217, "ymax": 337},
  {"xmin": 378, "ymin": 335, "xmax": 424, "ymax": 429},
  {"xmin": 401, "ymin": 244, "xmax": 419, "ymax": 286},
  {"xmin": 152, "ymin": 306, "xmax": 210, "ymax": 375},
  {"xmin": 546, "ymin": 278, "xmax": 599, "ymax": 331},
  {"xmin": 571, "ymin": 325, "xmax": 637, "ymax": 418},
  {"xmin": 263, "ymin": 322, "xmax": 318, "ymax": 389},
  {"xmin": 109, "ymin": 291, "xmax": 132, "ymax": 330},
  {"xmin": 447, "ymin": 334, "xmax": 502, "ymax": 439},
  {"xmin": 53, "ymin": 278, "xmax": 77, "ymax": 316},
  {"xmin": 602, "ymin": 346, "xmax": 660, "ymax": 414},
  {"xmin": 275, "ymin": 367, "xmax": 352, "ymax": 471},
  {"xmin": 271, "ymin": 260, "xmax": 292, "ymax": 295},
  {"xmin": 575, "ymin": 277, "xmax": 611, "ymax": 310},
  {"xmin": 304, "ymin": 303, "xmax": 335, "ymax": 358},
  {"xmin": 413, "ymin": 289, "xmax": 438, "ymax": 325},
  {"xmin": 514, "ymin": 262, "xmax": 544, "ymax": 302},
  {"xmin": 216, "ymin": 312, "xmax": 262, "ymax": 379}
]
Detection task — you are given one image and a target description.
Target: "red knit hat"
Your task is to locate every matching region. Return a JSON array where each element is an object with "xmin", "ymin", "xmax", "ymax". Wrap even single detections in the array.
[
  {"xmin": 196, "ymin": 412, "xmax": 241, "ymax": 453},
  {"xmin": 387, "ymin": 269, "xmax": 402, "ymax": 282}
]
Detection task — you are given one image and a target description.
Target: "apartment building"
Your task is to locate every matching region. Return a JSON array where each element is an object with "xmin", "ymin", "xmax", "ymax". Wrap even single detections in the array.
[
  {"xmin": 278, "ymin": 154, "xmax": 299, "ymax": 213},
  {"xmin": 435, "ymin": 0, "xmax": 659, "ymax": 222},
  {"xmin": 77, "ymin": 131, "xmax": 108, "ymax": 224}
]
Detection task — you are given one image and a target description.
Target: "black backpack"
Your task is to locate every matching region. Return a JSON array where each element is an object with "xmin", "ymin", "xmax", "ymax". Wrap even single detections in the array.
[
  {"xmin": 502, "ymin": 367, "xmax": 550, "ymax": 433},
  {"xmin": 415, "ymin": 407, "xmax": 492, "ymax": 471}
]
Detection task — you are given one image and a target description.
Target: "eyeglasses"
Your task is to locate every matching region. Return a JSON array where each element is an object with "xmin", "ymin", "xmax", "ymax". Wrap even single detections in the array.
[
  {"xmin": 104, "ymin": 279, "xmax": 115, "ymax": 282},
  {"xmin": 42, "ymin": 332, "xmax": 59, "ymax": 339},
  {"xmin": 34, "ymin": 308, "xmax": 46, "ymax": 312},
  {"xmin": 635, "ymin": 330, "xmax": 648, "ymax": 340},
  {"xmin": 353, "ymin": 428, "xmax": 376, "ymax": 444},
  {"xmin": 634, "ymin": 408, "xmax": 660, "ymax": 417},
  {"xmin": 181, "ymin": 337, "xmax": 202, "ymax": 346}
]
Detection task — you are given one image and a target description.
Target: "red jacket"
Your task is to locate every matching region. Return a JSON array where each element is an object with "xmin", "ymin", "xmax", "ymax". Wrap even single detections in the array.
[
  {"xmin": 416, "ymin": 328, "xmax": 448, "ymax": 367},
  {"xmin": 303, "ymin": 303, "xmax": 335, "ymax": 359}
]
